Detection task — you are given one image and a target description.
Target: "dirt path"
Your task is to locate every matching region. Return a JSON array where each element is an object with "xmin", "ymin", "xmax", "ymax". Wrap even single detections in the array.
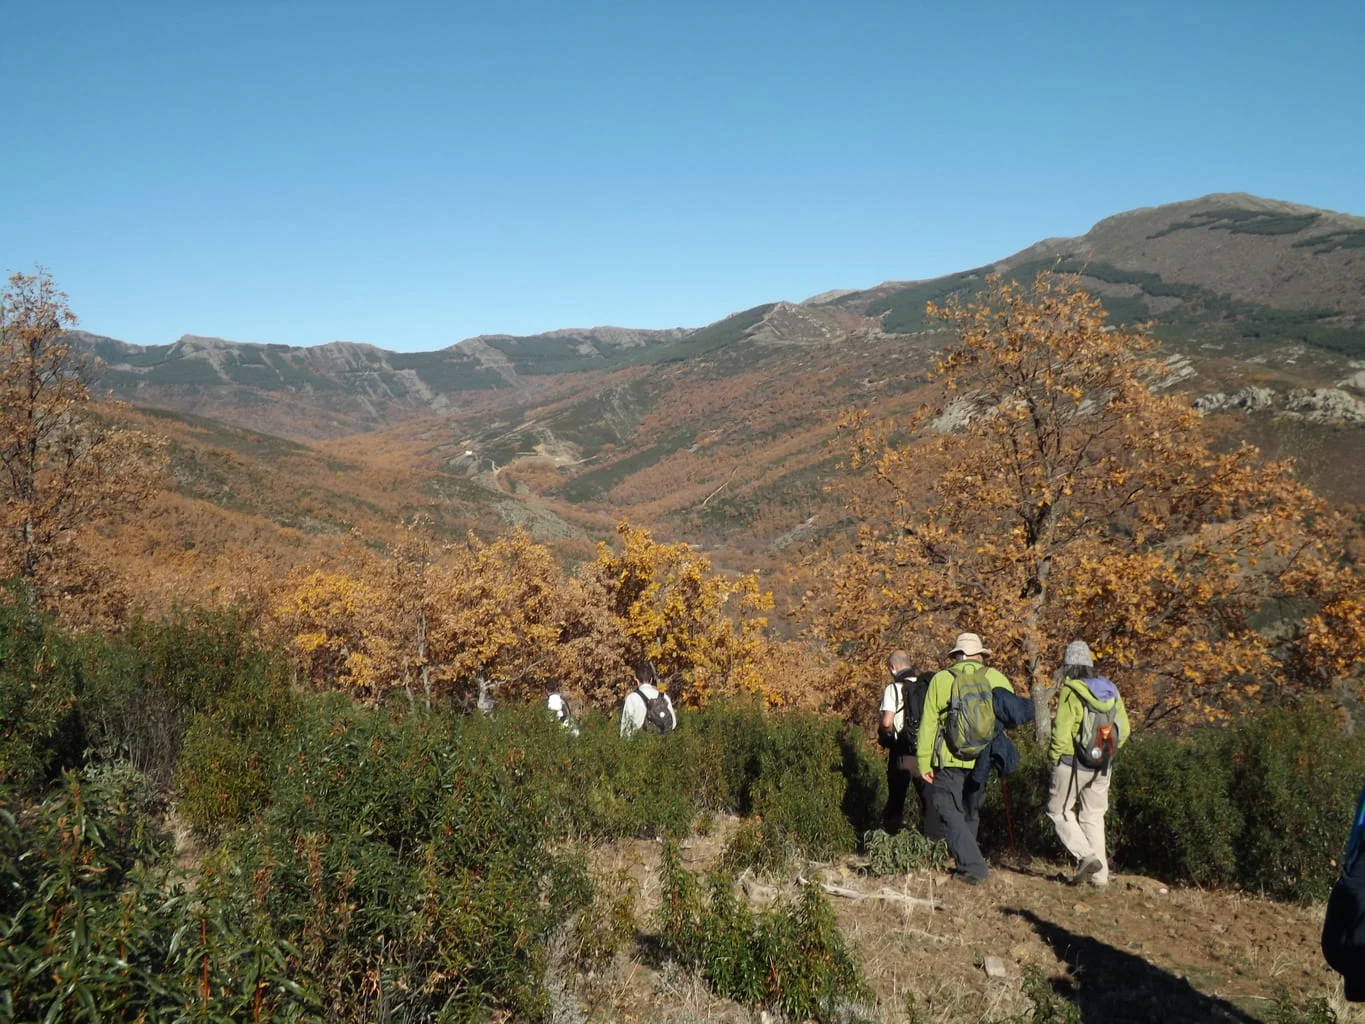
[{"xmin": 575, "ymin": 824, "xmax": 1348, "ymax": 1024}]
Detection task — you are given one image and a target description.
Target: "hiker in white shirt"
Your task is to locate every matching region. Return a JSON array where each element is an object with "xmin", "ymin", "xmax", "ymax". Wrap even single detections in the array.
[
  {"xmin": 619, "ymin": 664, "xmax": 677, "ymax": 737},
  {"xmin": 545, "ymin": 682, "xmax": 579, "ymax": 736}
]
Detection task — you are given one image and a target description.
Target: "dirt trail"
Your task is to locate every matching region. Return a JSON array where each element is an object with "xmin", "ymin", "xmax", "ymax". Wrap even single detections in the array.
[{"xmin": 576, "ymin": 822, "xmax": 1348, "ymax": 1024}]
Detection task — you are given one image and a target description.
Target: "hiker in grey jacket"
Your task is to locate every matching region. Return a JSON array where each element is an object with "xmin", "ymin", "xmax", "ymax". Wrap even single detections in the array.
[{"xmin": 1046, "ymin": 640, "xmax": 1130, "ymax": 888}]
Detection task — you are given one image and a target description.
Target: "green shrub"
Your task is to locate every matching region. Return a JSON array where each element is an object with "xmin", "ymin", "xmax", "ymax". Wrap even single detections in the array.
[
  {"xmin": 655, "ymin": 841, "xmax": 872, "ymax": 1023},
  {"xmin": 204, "ymin": 699, "xmax": 594, "ymax": 1021},
  {"xmin": 1270, "ymin": 988, "xmax": 1339, "ymax": 1024},
  {"xmin": 1106, "ymin": 731, "xmax": 1242, "ymax": 886},
  {"xmin": 0, "ymin": 766, "xmax": 311, "ymax": 1022},
  {"xmin": 83, "ymin": 607, "xmax": 292, "ymax": 789},
  {"xmin": 1227, "ymin": 704, "xmax": 1365, "ymax": 902},
  {"xmin": 571, "ymin": 868, "xmax": 638, "ymax": 970},
  {"xmin": 751, "ymin": 712, "xmax": 859, "ymax": 859},
  {"xmin": 864, "ymin": 827, "xmax": 951, "ymax": 875},
  {"xmin": 1010, "ymin": 965, "xmax": 1083, "ymax": 1024},
  {"xmin": 0, "ymin": 591, "xmax": 84, "ymax": 793},
  {"xmin": 690, "ymin": 697, "xmax": 773, "ymax": 814},
  {"xmin": 721, "ymin": 817, "xmax": 795, "ymax": 875}
]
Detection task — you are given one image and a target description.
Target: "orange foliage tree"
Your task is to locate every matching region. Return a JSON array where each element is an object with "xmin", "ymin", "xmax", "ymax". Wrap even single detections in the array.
[
  {"xmin": 423, "ymin": 529, "xmax": 569, "ymax": 711},
  {"xmin": 806, "ymin": 273, "xmax": 1362, "ymax": 729},
  {"xmin": 584, "ymin": 522, "xmax": 775, "ymax": 707},
  {"xmin": 267, "ymin": 565, "xmax": 401, "ymax": 703},
  {"xmin": 0, "ymin": 271, "xmax": 166, "ymax": 613},
  {"xmin": 263, "ymin": 520, "xmax": 794, "ymax": 713}
]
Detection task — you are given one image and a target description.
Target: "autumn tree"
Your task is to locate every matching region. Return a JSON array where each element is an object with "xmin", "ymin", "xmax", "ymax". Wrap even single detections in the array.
[
  {"xmin": 584, "ymin": 521, "xmax": 775, "ymax": 706},
  {"xmin": 807, "ymin": 272, "xmax": 1361, "ymax": 730},
  {"xmin": 424, "ymin": 528, "xmax": 569, "ymax": 711},
  {"xmin": 0, "ymin": 270, "xmax": 166, "ymax": 611},
  {"xmin": 268, "ymin": 565, "xmax": 400, "ymax": 703}
]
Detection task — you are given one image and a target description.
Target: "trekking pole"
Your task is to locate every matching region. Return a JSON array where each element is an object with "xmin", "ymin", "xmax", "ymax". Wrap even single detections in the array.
[{"xmin": 1000, "ymin": 776, "xmax": 1018, "ymax": 860}]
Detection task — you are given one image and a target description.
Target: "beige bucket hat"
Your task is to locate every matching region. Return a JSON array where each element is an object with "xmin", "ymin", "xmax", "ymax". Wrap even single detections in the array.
[{"xmin": 949, "ymin": 632, "xmax": 990, "ymax": 657}]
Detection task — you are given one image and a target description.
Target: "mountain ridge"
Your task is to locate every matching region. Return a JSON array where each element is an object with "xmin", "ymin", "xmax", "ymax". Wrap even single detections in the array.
[{"xmin": 75, "ymin": 192, "xmax": 1365, "ymax": 441}]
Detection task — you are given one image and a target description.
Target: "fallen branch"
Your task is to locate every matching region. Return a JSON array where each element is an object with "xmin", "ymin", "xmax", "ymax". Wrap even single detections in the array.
[{"xmin": 794, "ymin": 876, "xmax": 942, "ymax": 910}]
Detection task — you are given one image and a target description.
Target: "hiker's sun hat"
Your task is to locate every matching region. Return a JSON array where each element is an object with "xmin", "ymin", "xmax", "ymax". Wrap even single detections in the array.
[{"xmin": 949, "ymin": 632, "xmax": 989, "ymax": 657}]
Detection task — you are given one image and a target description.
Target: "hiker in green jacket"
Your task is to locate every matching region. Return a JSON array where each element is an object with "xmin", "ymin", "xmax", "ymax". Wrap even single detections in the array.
[
  {"xmin": 1046, "ymin": 640, "xmax": 1131, "ymax": 888},
  {"xmin": 917, "ymin": 632, "xmax": 1015, "ymax": 885}
]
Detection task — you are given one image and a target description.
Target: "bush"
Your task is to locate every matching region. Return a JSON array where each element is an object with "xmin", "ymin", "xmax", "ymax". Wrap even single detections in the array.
[
  {"xmin": 751, "ymin": 712, "xmax": 861, "ymax": 859},
  {"xmin": 0, "ymin": 592, "xmax": 85, "ymax": 793},
  {"xmin": 571, "ymin": 868, "xmax": 638, "ymax": 970},
  {"xmin": 0, "ymin": 766, "xmax": 311, "ymax": 1023},
  {"xmin": 1227, "ymin": 704, "xmax": 1365, "ymax": 902},
  {"xmin": 83, "ymin": 607, "xmax": 292, "ymax": 789},
  {"xmin": 202, "ymin": 699, "xmax": 595, "ymax": 1021},
  {"xmin": 655, "ymin": 841, "xmax": 872, "ymax": 1023},
  {"xmin": 1009, "ymin": 965, "xmax": 1083, "ymax": 1024},
  {"xmin": 721, "ymin": 817, "xmax": 795, "ymax": 875},
  {"xmin": 1270, "ymin": 989, "xmax": 1339, "ymax": 1024},
  {"xmin": 864, "ymin": 828, "xmax": 951, "ymax": 875}
]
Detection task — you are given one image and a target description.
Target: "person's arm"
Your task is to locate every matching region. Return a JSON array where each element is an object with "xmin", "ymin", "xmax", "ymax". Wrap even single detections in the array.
[
  {"xmin": 877, "ymin": 684, "xmax": 897, "ymax": 744},
  {"xmin": 1116, "ymin": 696, "xmax": 1132, "ymax": 749},
  {"xmin": 916, "ymin": 672, "xmax": 949, "ymax": 779},
  {"xmin": 620, "ymin": 693, "xmax": 639, "ymax": 737},
  {"xmin": 666, "ymin": 694, "xmax": 678, "ymax": 731},
  {"xmin": 1048, "ymin": 687, "xmax": 1077, "ymax": 763}
]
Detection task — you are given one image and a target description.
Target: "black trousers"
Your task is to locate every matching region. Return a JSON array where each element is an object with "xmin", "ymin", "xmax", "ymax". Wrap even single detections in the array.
[
  {"xmin": 930, "ymin": 766, "xmax": 988, "ymax": 879},
  {"xmin": 883, "ymin": 757, "xmax": 946, "ymax": 840}
]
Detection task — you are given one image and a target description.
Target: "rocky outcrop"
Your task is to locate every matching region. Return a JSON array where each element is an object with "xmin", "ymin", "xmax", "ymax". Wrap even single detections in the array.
[
  {"xmin": 1193, "ymin": 387, "xmax": 1277, "ymax": 414},
  {"xmin": 1195, "ymin": 385, "xmax": 1365, "ymax": 425},
  {"xmin": 1285, "ymin": 388, "xmax": 1365, "ymax": 425}
]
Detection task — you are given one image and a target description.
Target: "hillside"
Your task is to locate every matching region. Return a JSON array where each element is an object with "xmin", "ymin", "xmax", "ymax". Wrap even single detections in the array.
[{"xmin": 81, "ymin": 193, "xmax": 1365, "ymax": 580}]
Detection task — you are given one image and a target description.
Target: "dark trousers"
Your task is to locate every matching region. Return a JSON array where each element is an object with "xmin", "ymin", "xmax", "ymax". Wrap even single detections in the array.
[
  {"xmin": 931, "ymin": 766, "xmax": 988, "ymax": 879},
  {"xmin": 884, "ymin": 757, "xmax": 946, "ymax": 840}
]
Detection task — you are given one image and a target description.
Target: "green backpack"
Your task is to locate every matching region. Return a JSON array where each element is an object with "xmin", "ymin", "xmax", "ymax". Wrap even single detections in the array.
[{"xmin": 941, "ymin": 662, "xmax": 997, "ymax": 760}]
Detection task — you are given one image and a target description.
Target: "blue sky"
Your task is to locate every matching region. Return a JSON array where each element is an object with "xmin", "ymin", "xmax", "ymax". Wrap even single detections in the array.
[{"xmin": 4, "ymin": 0, "xmax": 1362, "ymax": 351}]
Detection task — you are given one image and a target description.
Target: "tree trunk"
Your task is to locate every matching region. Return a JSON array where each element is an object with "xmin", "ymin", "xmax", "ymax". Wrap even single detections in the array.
[
  {"xmin": 1031, "ymin": 667, "xmax": 1065, "ymax": 743},
  {"xmin": 476, "ymin": 671, "xmax": 494, "ymax": 715}
]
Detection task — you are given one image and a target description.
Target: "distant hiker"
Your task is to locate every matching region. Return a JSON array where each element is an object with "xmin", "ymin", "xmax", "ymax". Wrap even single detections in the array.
[
  {"xmin": 619, "ymin": 663, "xmax": 677, "ymax": 738},
  {"xmin": 1323, "ymin": 778, "xmax": 1365, "ymax": 1001},
  {"xmin": 877, "ymin": 650, "xmax": 944, "ymax": 839},
  {"xmin": 916, "ymin": 632, "xmax": 1014, "ymax": 885},
  {"xmin": 1046, "ymin": 640, "xmax": 1130, "ymax": 888},
  {"xmin": 545, "ymin": 681, "xmax": 579, "ymax": 736}
]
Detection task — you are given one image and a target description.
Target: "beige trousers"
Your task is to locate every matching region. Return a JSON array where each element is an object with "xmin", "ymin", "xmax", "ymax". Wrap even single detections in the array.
[{"xmin": 1046, "ymin": 761, "xmax": 1112, "ymax": 884}]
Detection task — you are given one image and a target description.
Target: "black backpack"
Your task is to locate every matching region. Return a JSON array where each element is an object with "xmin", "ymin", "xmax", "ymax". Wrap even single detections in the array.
[
  {"xmin": 638, "ymin": 687, "xmax": 675, "ymax": 735},
  {"xmin": 894, "ymin": 672, "xmax": 926, "ymax": 755},
  {"xmin": 1324, "ymin": 788, "xmax": 1365, "ymax": 1001}
]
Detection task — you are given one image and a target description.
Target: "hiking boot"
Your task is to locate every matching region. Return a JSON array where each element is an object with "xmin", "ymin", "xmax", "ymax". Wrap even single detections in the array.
[
  {"xmin": 951, "ymin": 871, "xmax": 986, "ymax": 887},
  {"xmin": 1070, "ymin": 856, "xmax": 1103, "ymax": 886}
]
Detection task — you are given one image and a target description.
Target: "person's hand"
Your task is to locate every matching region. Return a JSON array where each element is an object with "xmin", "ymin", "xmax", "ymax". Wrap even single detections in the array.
[{"xmin": 921, "ymin": 770, "xmax": 934, "ymax": 785}]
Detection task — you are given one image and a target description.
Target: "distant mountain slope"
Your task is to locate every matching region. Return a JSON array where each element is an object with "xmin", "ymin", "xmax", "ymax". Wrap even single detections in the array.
[
  {"xmin": 824, "ymin": 193, "xmax": 1365, "ymax": 357},
  {"xmin": 80, "ymin": 193, "xmax": 1365, "ymax": 596},
  {"xmin": 75, "ymin": 193, "xmax": 1364, "ymax": 449}
]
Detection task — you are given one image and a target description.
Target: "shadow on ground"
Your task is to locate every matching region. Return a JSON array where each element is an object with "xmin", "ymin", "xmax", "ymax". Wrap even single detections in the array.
[{"xmin": 1005, "ymin": 907, "xmax": 1260, "ymax": 1024}]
